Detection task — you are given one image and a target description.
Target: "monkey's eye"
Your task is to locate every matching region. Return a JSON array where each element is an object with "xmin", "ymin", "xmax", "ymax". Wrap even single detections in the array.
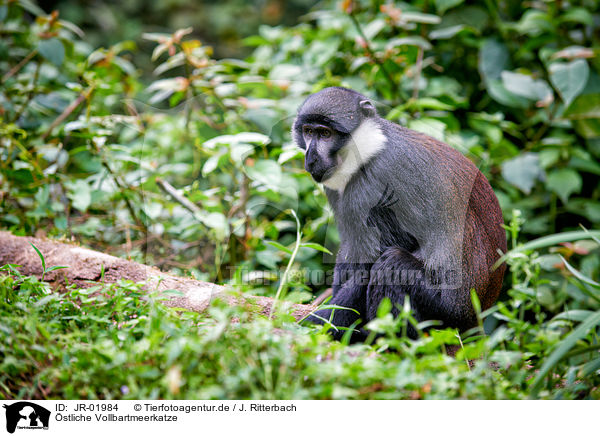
[
  {"xmin": 319, "ymin": 128, "xmax": 331, "ymax": 138},
  {"xmin": 303, "ymin": 126, "xmax": 313, "ymax": 136}
]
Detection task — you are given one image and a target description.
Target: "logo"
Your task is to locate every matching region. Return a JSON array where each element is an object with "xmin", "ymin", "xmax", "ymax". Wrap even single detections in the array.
[{"xmin": 3, "ymin": 402, "xmax": 50, "ymax": 434}]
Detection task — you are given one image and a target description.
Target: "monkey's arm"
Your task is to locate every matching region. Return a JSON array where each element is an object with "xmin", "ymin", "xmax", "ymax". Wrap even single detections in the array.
[{"xmin": 304, "ymin": 273, "xmax": 369, "ymax": 342}]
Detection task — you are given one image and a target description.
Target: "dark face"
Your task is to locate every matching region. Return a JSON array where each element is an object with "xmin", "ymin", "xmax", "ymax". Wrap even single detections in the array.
[
  {"xmin": 293, "ymin": 87, "xmax": 375, "ymax": 183},
  {"xmin": 301, "ymin": 122, "xmax": 344, "ymax": 182}
]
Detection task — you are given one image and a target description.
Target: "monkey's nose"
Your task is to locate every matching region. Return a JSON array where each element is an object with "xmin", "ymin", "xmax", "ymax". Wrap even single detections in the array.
[{"xmin": 305, "ymin": 159, "xmax": 325, "ymax": 182}]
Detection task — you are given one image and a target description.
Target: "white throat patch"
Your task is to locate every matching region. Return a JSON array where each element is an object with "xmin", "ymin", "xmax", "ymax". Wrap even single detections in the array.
[{"xmin": 322, "ymin": 118, "xmax": 386, "ymax": 191}]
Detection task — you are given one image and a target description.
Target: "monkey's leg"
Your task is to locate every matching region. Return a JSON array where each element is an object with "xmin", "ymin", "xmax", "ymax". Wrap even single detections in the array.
[
  {"xmin": 304, "ymin": 264, "xmax": 370, "ymax": 341},
  {"xmin": 365, "ymin": 248, "xmax": 420, "ymax": 338},
  {"xmin": 366, "ymin": 247, "xmax": 472, "ymax": 338}
]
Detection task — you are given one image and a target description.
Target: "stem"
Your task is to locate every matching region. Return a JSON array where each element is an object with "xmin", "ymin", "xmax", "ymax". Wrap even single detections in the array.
[
  {"xmin": 549, "ymin": 193, "xmax": 557, "ymax": 234},
  {"xmin": 101, "ymin": 159, "xmax": 147, "ymax": 239},
  {"xmin": 483, "ymin": 0, "xmax": 507, "ymax": 39},
  {"xmin": 455, "ymin": 330, "xmax": 471, "ymax": 371},
  {"xmin": 42, "ymin": 87, "xmax": 94, "ymax": 140},
  {"xmin": 348, "ymin": 12, "xmax": 399, "ymax": 101},
  {"xmin": 156, "ymin": 177, "xmax": 203, "ymax": 216},
  {"xmin": 270, "ymin": 209, "xmax": 302, "ymax": 317},
  {"xmin": 527, "ymin": 104, "xmax": 559, "ymax": 149},
  {"xmin": 182, "ymin": 60, "xmax": 195, "ymax": 135},
  {"xmin": 412, "ymin": 47, "xmax": 424, "ymax": 100},
  {"xmin": 12, "ymin": 61, "xmax": 42, "ymax": 123},
  {"xmin": 1, "ymin": 49, "xmax": 38, "ymax": 83}
]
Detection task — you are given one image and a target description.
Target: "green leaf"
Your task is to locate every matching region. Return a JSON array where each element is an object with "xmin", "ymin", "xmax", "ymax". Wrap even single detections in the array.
[
  {"xmin": 363, "ymin": 19, "xmax": 386, "ymax": 39},
  {"xmin": 402, "ymin": 12, "xmax": 441, "ymax": 24},
  {"xmin": 45, "ymin": 266, "xmax": 69, "ymax": 273},
  {"xmin": 494, "ymin": 230, "xmax": 600, "ymax": 270},
  {"xmin": 429, "ymin": 25, "xmax": 466, "ymax": 40},
  {"xmin": 154, "ymin": 53, "xmax": 184, "ymax": 76},
  {"xmin": 573, "ymin": 119, "xmax": 600, "ymax": 139},
  {"xmin": 549, "ymin": 60, "xmax": 589, "ymax": 107},
  {"xmin": 29, "ymin": 243, "xmax": 46, "ymax": 272},
  {"xmin": 278, "ymin": 148, "xmax": 302, "ymax": 164},
  {"xmin": 409, "ymin": 98, "xmax": 454, "ymax": 111},
  {"xmin": 530, "ymin": 311, "xmax": 600, "ymax": 397},
  {"xmin": 440, "ymin": 5, "xmax": 488, "ymax": 32},
  {"xmin": 408, "ymin": 118, "xmax": 447, "ymax": 141},
  {"xmin": 515, "ymin": 10, "xmax": 554, "ymax": 36},
  {"xmin": 265, "ymin": 240, "xmax": 293, "ymax": 255},
  {"xmin": 470, "ymin": 289, "xmax": 481, "ymax": 315},
  {"xmin": 546, "ymin": 168, "xmax": 582, "ymax": 203},
  {"xmin": 563, "ymin": 93, "xmax": 600, "ymax": 119},
  {"xmin": 256, "ymin": 249, "xmax": 280, "ymax": 270},
  {"xmin": 112, "ymin": 56, "xmax": 136, "ymax": 76},
  {"xmin": 552, "ymin": 310, "xmax": 596, "ymax": 322},
  {"xmin": 434, "ymin": 0, "xmax": 464, "ymax": 15},
  {"xmin": 386, "ymin": 36, "xmax": 431, "ymax": 50},
  {"xmin": 581, "ymin": 357, "xmax": 600, "ymax": 377},
  {"xmin": 501, "ymin": 71, "xmax": 552, "ymax": 101},
  {"xmin": 560, "ymin": 256, "xmax": 600, "ymax": 290},
  {"xmin": 230, "ymin": 143, "xmax": 254, "ymax": 166},
  {"xmin": 202, "ymin": 152, "xmax": 224, "ymax": 176},
  {"xmin": 501, "ymin": 153, "xmax": 543, "ymax": 194},
  {"xmin": 66, "ymin": 180, "xmax": 92, "ymax": 212},
  {"xmin": 38, "ymin": 38, "xmax": 65, "ymax": 66},
  {"xmin": 203, "ymin": 132, "xmax": 269, "ymax": 149},
  {"xmin": 479, "ymin": 40, "xmax": 512, "ymax": 85},
  {"xmin": 245, "ymin": 159, "xmax": 282, "ymax": 190},
  {"xmin": 18, "ymin": 0, "xmax": 45, "ymax": 16},
  {"xmin": 538, "ymin": 149, "xmax": 560, "ymax": 169},
  {"xmin": 300, "ymin": 242, "xmax": 333, "ymax": 255},
  {"xmin": 561, "ymin": 8, "xmax": 593, "ymax": 26},
  {"xmin": 201, "ymin": 212, "xmax": 228, "ymax": 236},
  {"xmin": 569, "ymin": 156, "xmax": 600, "ymax": 176},
  {"xmin": 269, "ymin": 64, "xmax": 303, "ymax": 80},
  {"xmin": 486, "ymin": 80, "xmax": 530, "ymax": 108},
  {"xmin": 58, "ymin": 19, "xmax": 84, "ymax": 38},
  {"xmin": 582, "ymin": 202, "xmax": 600, "ymax": 223},
  {"xmin": 0, "ymin": 5, "xmax": 8, "ymax": 22}
]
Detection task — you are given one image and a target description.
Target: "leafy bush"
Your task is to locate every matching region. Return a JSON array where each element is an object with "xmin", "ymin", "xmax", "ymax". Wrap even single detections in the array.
[{"xmin": 1, "ymin": 236, "xmax": 599, "ymax": 399}]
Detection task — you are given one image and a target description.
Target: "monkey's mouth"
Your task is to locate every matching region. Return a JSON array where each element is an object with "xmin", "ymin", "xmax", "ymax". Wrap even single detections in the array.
[{"xmin": 311, "ymin": 167, "xmax": 336, "ymax": 183}]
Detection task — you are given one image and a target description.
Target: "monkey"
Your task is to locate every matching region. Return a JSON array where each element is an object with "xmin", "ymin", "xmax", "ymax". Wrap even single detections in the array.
[{"xmin": 292, "ymin": 87, "xmax": 506, "ymax": 340}]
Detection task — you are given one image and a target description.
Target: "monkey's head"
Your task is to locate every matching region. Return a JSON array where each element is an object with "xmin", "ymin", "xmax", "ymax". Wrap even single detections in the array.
[{"xmin": 292, "ymin": 87, "xmax": 383, "ymax": 188}]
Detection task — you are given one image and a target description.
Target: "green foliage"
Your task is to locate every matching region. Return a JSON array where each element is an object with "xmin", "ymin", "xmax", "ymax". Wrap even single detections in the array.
[
  {"xmin": 1, "ymin": 0, "xmax": 600, "ymax": 398},
  {"xmin": 1, "ymin": 260, "xmax": 599, "ymax": 400}
]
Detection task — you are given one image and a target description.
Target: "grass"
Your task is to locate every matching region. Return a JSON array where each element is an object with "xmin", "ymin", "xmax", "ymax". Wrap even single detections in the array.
[{"xmin": 1, "ymin": 259, "xmax": 598, "ymax": 400}]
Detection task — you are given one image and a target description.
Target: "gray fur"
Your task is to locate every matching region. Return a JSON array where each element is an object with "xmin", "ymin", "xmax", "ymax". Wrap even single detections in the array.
[
  {"xmin": 293, "ymin": 87, "xmax": 506, "ymax": 339},
  {"xmin": 293, "ymin": 88, "xmax": 477, "ymax": 285}
]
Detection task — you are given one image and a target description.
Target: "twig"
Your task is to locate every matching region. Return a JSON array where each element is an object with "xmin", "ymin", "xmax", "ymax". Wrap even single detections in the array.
[
  {"xmin": 1, "ymin": 49, "xmax": 38, "ymax": 83},
  {"xmin": 101, "ymin": 159, "xmax": 147, "ymax": 237},
  {"xmin": 227, "ymin": 173, "xmax": 249, "ymax": 219},
  {"xmin": 348, "ymin": 12, "xmax": 399, "ymax": 100},
  {"xmin": 12, "ymin": 61, "xmax": 42, "ymax": 123},
  {"xmin": 412, "ymin": 47, "xmax": 424, "ymax": 100},
  {"xmin": 41, "ymin": 87, "xmax": 93, "ymax": 140},
  {"xmin": 528, "ymin": 103, "xmax": 559, "ymax": 149},
  {"xmin": 156, "ymin": 177, "xmax": 203, "ymax": 216},
  {"xmin": 313, "ymin": 288, "xmax": 333, "ymax": 306},
  {"xmin": 455, "ymin": 330, "xmax": 471, "ymax": 371}
]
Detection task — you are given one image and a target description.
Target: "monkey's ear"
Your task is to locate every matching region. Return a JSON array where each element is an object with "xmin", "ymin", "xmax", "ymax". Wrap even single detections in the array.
[{"xmin": 359, "ymin": 100, "xmax": 376, "ymax": 117}]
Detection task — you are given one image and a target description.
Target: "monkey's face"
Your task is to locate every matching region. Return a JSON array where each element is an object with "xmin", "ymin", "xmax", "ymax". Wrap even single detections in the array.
[
  {"xmin": 300, "ymin": 122, "xmax": 344, "ymax": 183},
  {"xmin": 293, "ymin": 87, "xmax": 381, "ymax": 188}
]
